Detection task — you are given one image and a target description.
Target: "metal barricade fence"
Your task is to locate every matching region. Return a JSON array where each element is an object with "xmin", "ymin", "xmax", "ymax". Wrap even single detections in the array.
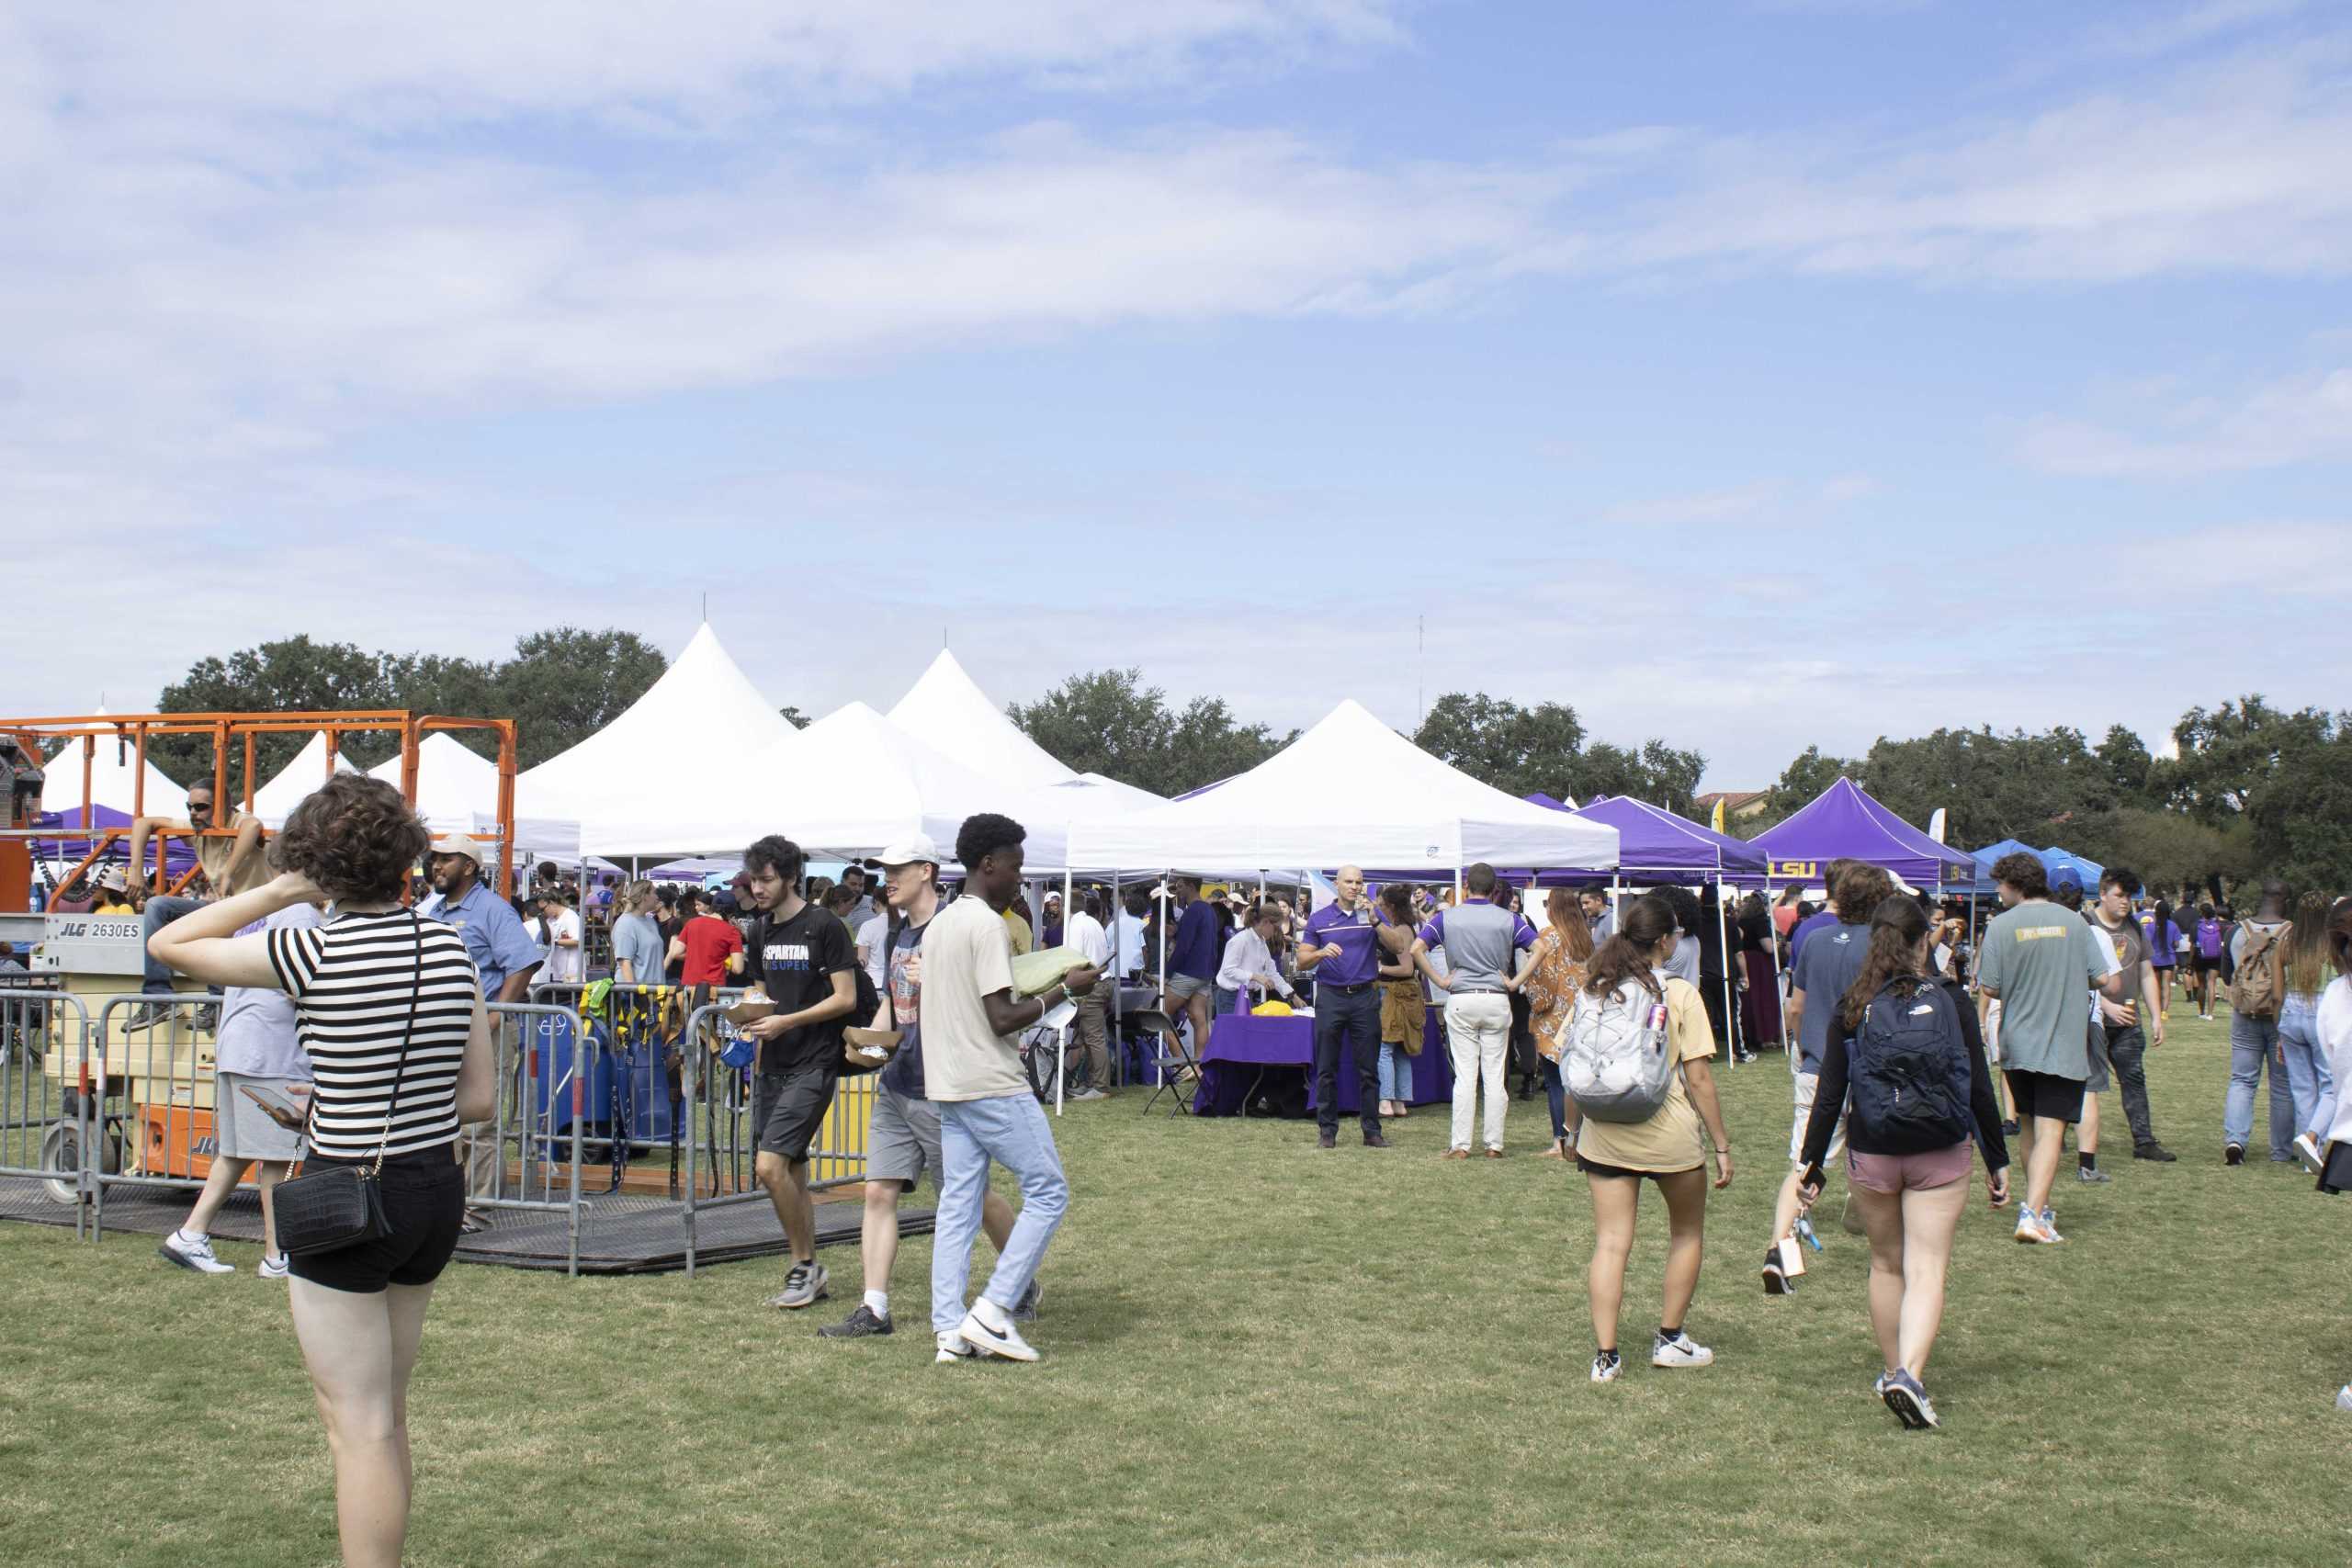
[
  {"xmin": 0, "ymin": 986, "xmax": 96, "ymax": 1240},
  {"xmin": 90, "ymin": 992, "xmax": 232, "ymax": 1240},
  {"xmin": 479, "ymin": 1001, "xmax": 593, "ymax": 1277}
]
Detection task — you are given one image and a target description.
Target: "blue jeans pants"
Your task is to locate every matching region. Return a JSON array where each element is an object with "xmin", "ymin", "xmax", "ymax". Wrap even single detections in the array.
[
  {"xmin": 2278, "ymin": 994, "xmax": 2336, "ymax": 1142},
  {"xmin": 1377, "ymin": 1041, "xmax": 1414, "ymax": 1102},
  {"xmin": 140, "ymin": 895, "xmax": 213, "ymax": 991},
  {"xmin": 2225, "ymin": 1013, "xmax": 2294, "ymax": 1158},
  {"xmin": 1543, "ymin": 1057, "xmax": 1567, "ymax": 1141},
  {"xmin": 932, "ymin": 1093, "xmax": 1068, "ymax": 1335}
]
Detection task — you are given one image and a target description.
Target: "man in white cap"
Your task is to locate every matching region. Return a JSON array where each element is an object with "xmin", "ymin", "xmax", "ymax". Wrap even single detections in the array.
[
  {"xmin": 818, "ymin": 833, "xmax": 1032, "ymax": 1340},
  {"xmin": 418, "ymin": 837, "xmax": 544, "ymax": 1219}
]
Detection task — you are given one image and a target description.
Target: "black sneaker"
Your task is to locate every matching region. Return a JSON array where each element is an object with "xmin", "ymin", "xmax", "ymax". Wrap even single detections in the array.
[
  {"xmin": 119, "ymin": 1000, "xmax": 174, "ymax": 1033},
  {"xmin": 2224, "ymin": 1143, "xmax": 2245, "ymax": 1167},
  {"xmin": 818, "ymin": 1303, "xmax": 893, "ymax": 1338},
  {"xmin": 1762, "ymin": 1246, "xmax": 1793, "ymax": 1296},
  {"xmin": 1012, "ymin": 1278, "xmax": 1042, "ymax": 1323},
  {"xmin": 1363, "ymin": 1132, "xmax": 1392, "ymax": 1148},
  {"xmin": 2133, "ymin": 1142, "xmax": 2177, "ymax": 1163}
]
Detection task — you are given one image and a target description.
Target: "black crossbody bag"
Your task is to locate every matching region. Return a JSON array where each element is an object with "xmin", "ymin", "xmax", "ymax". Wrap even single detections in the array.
[{"xmin": 274, "ymin": 915, "xmax": 425, "ymax": 1258}]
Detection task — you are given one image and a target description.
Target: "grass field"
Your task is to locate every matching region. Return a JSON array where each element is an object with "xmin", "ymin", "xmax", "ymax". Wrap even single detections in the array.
[{"xmin": 2, "ymin": 1008, "xmax": 2345, "ymax": 1568}]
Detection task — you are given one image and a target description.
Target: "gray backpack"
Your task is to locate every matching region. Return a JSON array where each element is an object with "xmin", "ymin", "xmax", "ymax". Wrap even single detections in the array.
[{"xmin": 1562, "ymin": 971, "xmax": 1677, "ymax": 1123}]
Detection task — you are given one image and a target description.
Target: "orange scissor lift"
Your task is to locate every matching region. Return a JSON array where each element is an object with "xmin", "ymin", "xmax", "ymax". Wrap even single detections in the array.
[{"xmin": 0, "ymin": 710, "xmax": 516, "ymax": 1191}]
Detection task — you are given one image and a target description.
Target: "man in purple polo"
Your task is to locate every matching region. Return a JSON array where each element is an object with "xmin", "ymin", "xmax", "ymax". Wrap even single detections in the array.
[{"xmin": 1296, "ymin": 865, "xmax": 1392, "ymax": 1151}]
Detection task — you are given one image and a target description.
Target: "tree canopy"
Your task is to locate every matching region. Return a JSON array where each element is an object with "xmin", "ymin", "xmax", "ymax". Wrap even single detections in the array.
[{"xmin": 1410, "ymin": 693, "xmax": 1705, "ymax": 818}]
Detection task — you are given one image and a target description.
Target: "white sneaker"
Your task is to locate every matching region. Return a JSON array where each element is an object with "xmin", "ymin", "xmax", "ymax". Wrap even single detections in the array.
[
  {"xmin": 957, "ymin": 1306, "xmax": 1040, "ymax": 1362},
  {"xmin": 2293, "ymin": 1133, "xmax": 2326, "ymax": 1175},
  {"xmin": 259, "ymin": 1253, "xmax": 290, "ymax": 1280},
  {"xmin": 1070, "ymin": 1088, "xmax": 1108, "ymax": 1101},
  {"xmin": 158, "ymin": 1229, "xmax": 233, "ymax": 1274},
  {"xmin": 2336, "ymin": 1384, "xmax": 2352, "ymax": 1415},
  {"xmin": 1651, "ymin": 1330, "xmax": 1714, "ymax": 1369},
  {"xmin": 1590, "ymin": 1350, "xmax": 1622, "ymax": 1383},
  {"xmin": 935, "ymin": 1332, "xmax": 978, "ymax": 1365}
]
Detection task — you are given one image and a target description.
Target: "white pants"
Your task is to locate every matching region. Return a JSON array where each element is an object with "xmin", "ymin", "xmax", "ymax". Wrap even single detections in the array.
[{"xmin": 1446, "ymin": 992, "xmax": 1512, "ymax": 1152}]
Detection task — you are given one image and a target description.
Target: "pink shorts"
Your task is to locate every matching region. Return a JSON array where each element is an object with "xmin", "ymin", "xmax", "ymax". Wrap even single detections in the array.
[{"xmin": 1845, "ymin": 1142, "xmax": 1973, "ymax": 1194}]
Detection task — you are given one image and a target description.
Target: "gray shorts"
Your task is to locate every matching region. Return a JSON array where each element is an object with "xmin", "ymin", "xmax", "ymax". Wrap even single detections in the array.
[
  {"xmin": 1167, "ymin": 974, "xmax": 1212, "ymax": 1002},
  {"xmin": 213, "ymin": 1072, "xmax": 307, "ymax": 1163},
  {"xmin": 866, "ymin": 1084, "xmax": 943, "ymax": 1190},
  {"xmin": 2084, "ymin": 1020, "xmax": 2112, "ymax": 1093}
]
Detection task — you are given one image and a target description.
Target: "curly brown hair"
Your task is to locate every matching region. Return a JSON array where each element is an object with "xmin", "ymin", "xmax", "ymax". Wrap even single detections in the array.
[
  {"xmin": 1831, "ymin": 863, "xmax": 1894, "ymax": 926},
  {"xmin": 273, "ymin": 773, "xmax": 430, "ymax": 901}
]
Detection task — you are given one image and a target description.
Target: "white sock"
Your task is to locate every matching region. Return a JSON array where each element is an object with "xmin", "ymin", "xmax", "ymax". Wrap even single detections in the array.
[
  {"xmin": 969, "ymin": 1296, "xmax": 1010, "ymax": 1331},
  {"xmin": 864, "ymin": 1290, "xmax": 888, "ymax": 1319}
]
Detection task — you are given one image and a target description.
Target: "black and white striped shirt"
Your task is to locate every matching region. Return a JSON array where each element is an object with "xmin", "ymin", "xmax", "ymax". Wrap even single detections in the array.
[{"xmin": 267, "ymin": 909, "xmax": 480, "ymax": 1159}]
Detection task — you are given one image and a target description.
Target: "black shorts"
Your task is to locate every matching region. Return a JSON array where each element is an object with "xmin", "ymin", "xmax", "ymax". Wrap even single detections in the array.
[
  {"xmin": 1575, "ymin": 1154, "xmax": 1698, "ymax": 1183},
  {"xmin": 754, "ymin": 1065, "xmax": 840, "ymax": 1164},
  {"xmin": 288, "ymin": 1145, "xmax": 464, "ymax": 1294},
  {"xmin": 2192, "ymin": 955, "xmax": 2220, "ymax": 976},
  {"xmin": 2005, "ymin": 1069, "xmax": 2086, "ymax": 1126}
]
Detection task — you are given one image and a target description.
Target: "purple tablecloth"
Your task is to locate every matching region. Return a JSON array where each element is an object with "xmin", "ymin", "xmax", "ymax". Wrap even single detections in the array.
[{"xmin": 1191, "ymin": 1012, "xmax": 1450, "ymax": 1117}]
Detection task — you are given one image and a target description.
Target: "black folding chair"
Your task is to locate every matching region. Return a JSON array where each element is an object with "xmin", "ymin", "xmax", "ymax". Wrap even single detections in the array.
[{"xmin": 1136, "ymin": 1009, "xmax": 1198, "ymax": 1116}]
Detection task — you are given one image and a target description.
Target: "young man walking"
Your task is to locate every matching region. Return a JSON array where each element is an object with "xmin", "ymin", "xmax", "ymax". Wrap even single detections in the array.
[
  {"xmin": 1975, "ymin": 855, "xmax": 2123, "ymax": 1244},
  {"xmin": 2223, "ymin": 882, "xmax": 2298, "ymax": 1166},
  {"xmin": 2089, "ymin": 869, "xmax": 2174, "ymax": 1170},
  {"xmin": 1410, "ymin": 863, "xmax": 1536, "ymax": 1158},
  {"xmin": 926, "ymin": 813, "xmax": 1102, "ymax": 1363},
  {"xmin": 819, "ymin": 836, "xmax": 1032, "ymax": 1340},
  {"xmin": 1295, "ymin": 865, "xmax": 1391, "ymax": 1150},
  {"xmin": 739, "ymin": 835, "xmax": 858, "ymax": 1312}
]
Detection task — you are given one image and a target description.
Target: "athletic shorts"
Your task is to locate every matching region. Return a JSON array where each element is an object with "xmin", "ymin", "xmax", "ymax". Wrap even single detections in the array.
[
  {"xmin": 288, "ymin": 1145, "xmax": 463, "ymax": 1293},
  {"xmin": 865, "ymin": 1084, "xmax": 942, "ymax": 1190},
  {"xmin": 1789, "ymin": 1070, "xmax": 1848, "ymax": 1165},
  {"xmin": 753, "ymin": 1065, "xmax": 840, "ymax": 1164},
  {"xmin": 2005, "ymin": 1068, "xmax": 2086, "ymax": 1125},
  {"xmin": 2083, "ymin": 1021, "xmax": 2112, "ymax": 1093},
  {"xmin": 2193, "ymin": 955, "xmax": 2220, "ymax": 976},
  {"xmin": 1846, "ymin": 1141, "xmax": 1972, "ymax": 1194},
  {"xmin": 1166, "ymin": 974, "xmax": 1212, "ymax": 1002},
  {"xmin": 1576, "ymin": 1155, "xmax": 1701, "ymax": 1183},
  {"xmin": 212, "ymin": 1071, "xmax": 307, "ymax": 1163}
]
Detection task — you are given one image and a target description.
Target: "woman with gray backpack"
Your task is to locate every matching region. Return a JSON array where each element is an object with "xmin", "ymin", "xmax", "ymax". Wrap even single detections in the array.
[
  {"xmin": 1558, "ymin": 894, "xmax": 1735, "ymax": 1384},
  {"xmin": 1793, "ymin": 896, "xmax": 2011, "ymax": 1430}
]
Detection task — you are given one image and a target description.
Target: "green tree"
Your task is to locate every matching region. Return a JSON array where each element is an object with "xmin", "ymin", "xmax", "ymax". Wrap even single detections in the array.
[
  {"xmin": 1008, "ymin": 668, "xmax": 1292, "ymax": 797},
  {"xmin": 153, "ymin": 636, "xmax": 398, "ymax": 795},
  {"xmin": 484, "ymin": 628, "xmax": 667, "ymax": 769},
  {"xmin": 2094, "ymin": 724, "xmax": 2155, "ymax": 805},
  {"xmin": 2246, "ymin": 724, "xmax": 2352, "ymax": 895},
  {"xmin": 1858, "ymin": 727, "xmax": 2111, "ymax": 851},
  {"xmin": 1411, "ymin": 694, "xmax": 1587, "ymax": 800},
  {"xmin": 1753, "ymin": 744, "xmax": 1856, "ymax": 828},
  {"xmin": 2168, "ymin": 696, "xmax": 2336, "ymax": 820}
]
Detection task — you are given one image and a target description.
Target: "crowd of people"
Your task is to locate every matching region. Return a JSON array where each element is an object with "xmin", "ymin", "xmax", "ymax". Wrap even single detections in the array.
[{"xmin": 46, "ymin": 772, "xmax": 2346, "ymax": 1563}]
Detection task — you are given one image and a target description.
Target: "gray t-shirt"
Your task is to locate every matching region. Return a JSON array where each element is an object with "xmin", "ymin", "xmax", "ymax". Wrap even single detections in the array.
[
  {"xmin": 216, "ymin": 904, "xmax": 320, "ymax": 1081},
  {"xmin": 1415, "ymin": 899, "xmax": 1537, "ymax": 990},
  {"xmin": 610, "ymin": 912, "xmax": 664, "ymax": 987},
  {"xmin": 1665, "ymin": 934, "xmax": 1701, "ymax": 987},
  {"xmin": 2094, "ymin": 911, "xmax": 2147, "ymax": 1015},
  {"xmin": 1791, "ymin": 919, "xmax": 1871, "ymax": 1075},
  {"xmin": 1977, "ymin": 899, "xmax": 2108, "ymax": 1079}
]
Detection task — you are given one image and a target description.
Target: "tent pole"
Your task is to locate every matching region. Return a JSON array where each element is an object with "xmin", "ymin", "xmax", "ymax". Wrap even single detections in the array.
[
  {"xmin": 1715, "ymin": 874, "xmax": 1736, "ymax": 1070},
  {"xmin": 1157, "ymin": 873, "xmax": 1170, "ymax": 1086}
]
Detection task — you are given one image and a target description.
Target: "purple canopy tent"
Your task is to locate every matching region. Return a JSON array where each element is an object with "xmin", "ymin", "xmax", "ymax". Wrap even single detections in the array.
[
  {"xmin": 34, "ymin": 805, "xmax": 199, "ymax": 880},
  {"xmin": 1746, "ymin": 777, "xmax": 1973, "ymax": 889}
]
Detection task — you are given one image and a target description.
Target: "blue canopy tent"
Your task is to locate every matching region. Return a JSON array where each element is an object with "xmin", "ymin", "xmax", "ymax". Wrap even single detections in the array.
[
  {"xmin": 1961, "ymin": 838, "xmax": 2045, "ymax": 897},
  {"xmin": 2041, "ymin": 845, "xmax": 2105, "ymax": 893}
]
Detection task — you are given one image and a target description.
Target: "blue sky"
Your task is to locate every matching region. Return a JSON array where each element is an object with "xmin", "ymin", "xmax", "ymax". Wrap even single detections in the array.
[{"xmin": 8, "ymin": 1, "xmax": 2349, "ymax": 787}]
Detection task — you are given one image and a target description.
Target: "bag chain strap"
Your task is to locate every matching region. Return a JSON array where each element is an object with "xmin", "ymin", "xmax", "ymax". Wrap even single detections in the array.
[{"xmin": 294, "ymin": 911, "xmax": 426, "ymax": 1180}]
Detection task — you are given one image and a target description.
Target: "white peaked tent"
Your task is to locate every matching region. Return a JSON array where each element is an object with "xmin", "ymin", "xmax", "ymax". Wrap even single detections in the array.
[
  {"xmin": 370, "ymin": 734, "xmax": 580, "ymax": 863},
  {"xmin": 887, "ymin": 649, "xmax": 1077, "ymax": 792},
  {"xmin": 656, "ymin": 701, "xmax": 1059, "ymax": 863},
  {"xmin": 249, "ymin": 732, "xmax": 359, "ymax": 825},
  {"xmin": 1069, "ymin": 699, "xmax": 1621, "ymax": 875},
  {"xmin": 40, "ymin": 715, "xmax": 188, "ymax": 821},
  {"xmin": 514, "ymin": 622, "xmax": 797, "ymax": 857}
]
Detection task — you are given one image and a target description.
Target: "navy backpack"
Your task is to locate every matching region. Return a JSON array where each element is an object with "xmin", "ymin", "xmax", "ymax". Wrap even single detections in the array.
[{"xmin": 1848, "ymin": 979, "xmax": 1973, "ymax": 1154}]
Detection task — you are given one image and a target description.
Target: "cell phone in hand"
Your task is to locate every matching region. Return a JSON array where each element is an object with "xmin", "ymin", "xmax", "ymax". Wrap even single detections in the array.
[{"xmin": 240, "ymin": 1081, "xmax": 311, "ymax": 1132}]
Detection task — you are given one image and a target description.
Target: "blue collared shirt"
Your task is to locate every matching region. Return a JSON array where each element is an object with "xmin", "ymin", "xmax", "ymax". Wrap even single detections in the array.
[{"xmin": 419, "ymin": 880, "xmax": 545, "ymax": 998}]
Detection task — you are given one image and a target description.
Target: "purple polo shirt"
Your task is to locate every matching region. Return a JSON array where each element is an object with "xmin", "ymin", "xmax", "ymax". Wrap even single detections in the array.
[
  {"xmin": 1302, "ymin": 900, "xmax": 1385, "ymax": 987},
  {"xmin": 1168, "ymin": 900, "xmax": 1221, "ymax": 982}
]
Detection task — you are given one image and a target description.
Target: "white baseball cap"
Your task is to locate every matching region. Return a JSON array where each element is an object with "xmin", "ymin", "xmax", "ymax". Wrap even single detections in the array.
[{"xmin": 867, "ymin": 833, "xmax": 943, "ymax": 870}]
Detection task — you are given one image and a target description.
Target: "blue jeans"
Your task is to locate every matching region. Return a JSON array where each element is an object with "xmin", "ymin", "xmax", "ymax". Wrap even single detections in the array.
[
  {"xmin": 1377, "ymin": 1041, "xmax": 1414, "ymax": 1102},
  {"xmin": 932, "ymin": 1093, "xmax": 1068, "ymax": 1335},
  {"xmin": 1543, "ymin": 1057, "xmax": 1567, "ymax": 1141},
  {"xmin": 2225, "ymin": 1012, "xmax": 2295, "ymax": 1158},
  {"xmin": 2278, "ymin": 994, "xmax": 2336, "ymax": 1142},
  {"xmin": 140, "ymin": 895, "xmax": 212, "ymax": 990}
]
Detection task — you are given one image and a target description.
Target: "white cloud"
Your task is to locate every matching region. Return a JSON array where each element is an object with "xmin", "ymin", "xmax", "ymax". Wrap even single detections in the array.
[
  {"xmin": 1598, "ymin": 482, "xmax": 1783, "ymax": 526},
  {"xmin": 2018, "ymin": 367, "xmax": 2352, "ymax": 477},
  {"xmin": 2110, "ymin": 519, "xmax": 2352, "ymax": 597}
]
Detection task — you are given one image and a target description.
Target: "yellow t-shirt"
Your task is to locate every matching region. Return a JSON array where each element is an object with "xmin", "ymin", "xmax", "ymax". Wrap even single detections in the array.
[
  {"xmin": 1002, "ymin": 907, "xmax": 1035, "ymax": 957},
  {"xmin": 95, "ymin": 897, "xmax": 136, "ymax": 916},
  {"xmin": 1572, "ymin": 976, "xmax": 1717, "ymax": 1173}
]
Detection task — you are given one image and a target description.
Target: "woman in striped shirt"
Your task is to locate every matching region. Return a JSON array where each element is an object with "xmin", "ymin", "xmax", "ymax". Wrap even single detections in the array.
[{"xmin": 151, "ymin": 773, "xmax": 492, "ymax": 1568}]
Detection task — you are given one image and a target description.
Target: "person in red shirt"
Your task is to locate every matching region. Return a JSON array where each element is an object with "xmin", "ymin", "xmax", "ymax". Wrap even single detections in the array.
[{"xmin": 670, "ymin": 898, "xmax": 745, "ymax": 989}]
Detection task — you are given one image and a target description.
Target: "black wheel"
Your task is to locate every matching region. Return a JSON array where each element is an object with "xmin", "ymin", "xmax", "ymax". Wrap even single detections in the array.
[{"xmin": 38, "ymin": 1117, "xmax": 119, "ymax": 1206}]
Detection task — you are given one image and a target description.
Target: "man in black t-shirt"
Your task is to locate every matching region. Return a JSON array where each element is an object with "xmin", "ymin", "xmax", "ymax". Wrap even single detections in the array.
[{"xmin": 739, "ymin": 834, "xmax": 857, "ymax": 1313}]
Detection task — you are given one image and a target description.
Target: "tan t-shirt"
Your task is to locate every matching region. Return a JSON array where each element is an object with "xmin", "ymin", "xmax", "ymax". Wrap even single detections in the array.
[
  {"xmin": 196, "ymin": 808, "xmax": 269, "ymax": 897},
  {"xmin": 921, "ymin": 895, "xmax": 1027, "ymax": 1103},
  {"xmin": 1573, "ymin": 975, "xmax": 1717, "ymax": 1173}
]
